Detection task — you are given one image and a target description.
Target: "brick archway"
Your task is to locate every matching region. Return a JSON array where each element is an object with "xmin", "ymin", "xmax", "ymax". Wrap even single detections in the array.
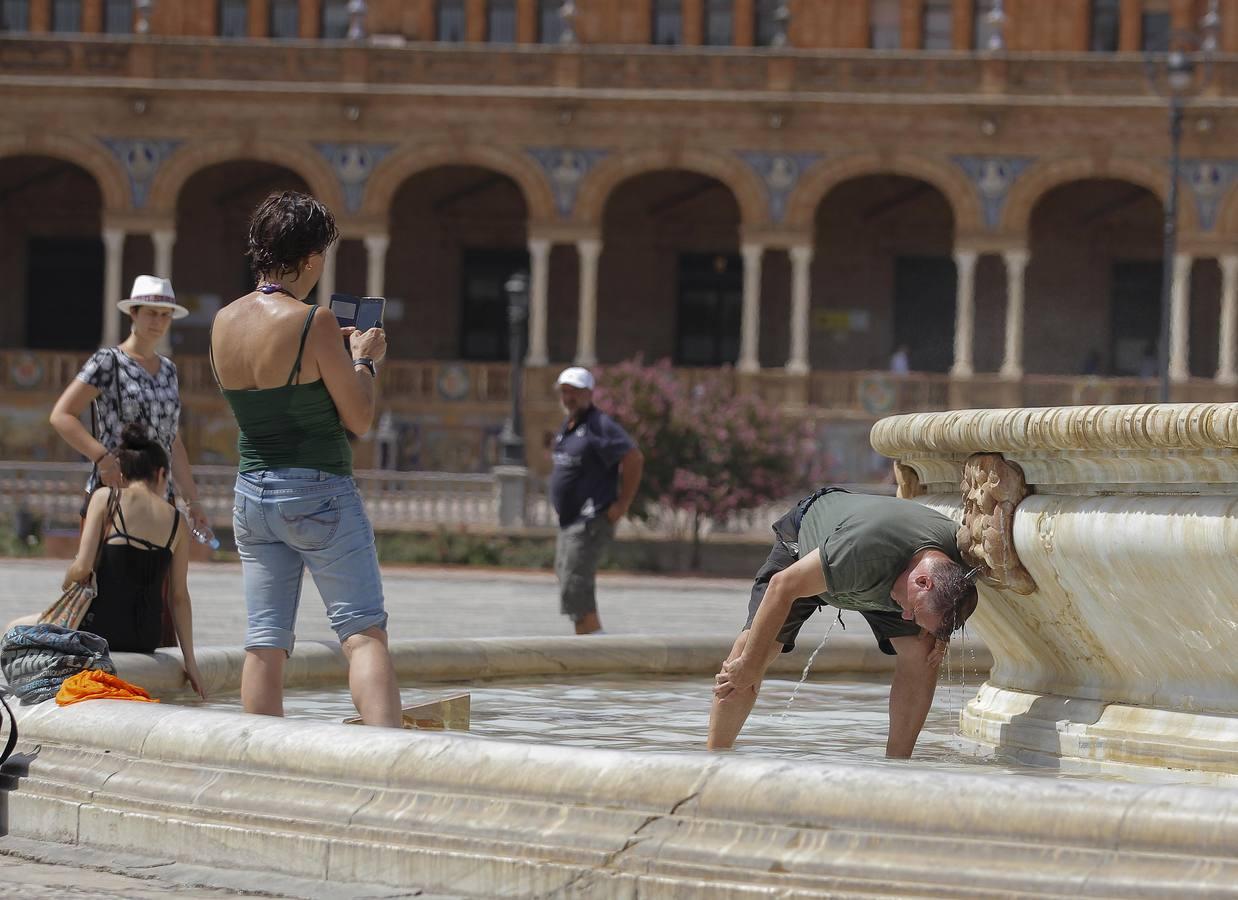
[
  {"xmin": 574, "ymin": 148, "xmax": 768, "ymax": 228},
  {"xmin": 146, "ymin": 140, "xmax": 345, "ymax": 215},
  {"xmin": 1000, "ymin": 157, "xmax": 1182, "ymax": 236},
  {"xmin": 361, "ymin": 144, "xmax": 555, "ymax": 223},
  {"xmin": 0, "ymin": 134, "xmax": 128, "ymax": 212},
  {"xmin": 784, "ymin": 153, "xmax": 981, "ymax": 234}
]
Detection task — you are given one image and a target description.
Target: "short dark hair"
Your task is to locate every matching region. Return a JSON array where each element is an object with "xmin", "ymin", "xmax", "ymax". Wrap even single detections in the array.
[
  {"xmin": 115, "ymin": 423, "xmax": 168, "ymax": 484},
  {"xmin": 246, "ymin": 190, "xmax": 338, "ymax": 280},
  {"xmin": 924, "ymin": 558, "xmax": 979, "ymax": 642}
]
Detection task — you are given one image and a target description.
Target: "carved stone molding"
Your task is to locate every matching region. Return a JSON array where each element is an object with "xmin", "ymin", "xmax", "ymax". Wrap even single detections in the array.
[
  {"xmin": 957, "ymin": 453, "xmax": 1036, "ymax": 595},
  {"xmin": 894, "ymin": 462, "xmax": 924, "ymax": 499},
  {"xmin": 871, "ymin": 403, "xmax": 1238, "ymax": 490}
]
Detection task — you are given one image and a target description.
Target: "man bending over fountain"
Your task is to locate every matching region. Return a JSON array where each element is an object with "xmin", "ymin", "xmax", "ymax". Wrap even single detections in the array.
[{"xmin": 708, "ymin": 487, "xmax": 978, "ymax": 758}]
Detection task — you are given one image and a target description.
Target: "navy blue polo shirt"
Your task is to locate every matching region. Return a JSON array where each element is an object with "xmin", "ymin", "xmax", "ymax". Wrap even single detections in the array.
[{"xmin": 549, "ymin": 405, "xmax": 635, "ymax": 528}]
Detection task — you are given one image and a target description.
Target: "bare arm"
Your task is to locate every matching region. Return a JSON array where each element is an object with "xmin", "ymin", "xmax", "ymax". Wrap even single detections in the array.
[
  {"xmin": 607, "ymin": 447, "xmax": 644, "ymax": 522},
  {"xmin": 885, "ymin": 632, "xmax": 941, "ymax": 758},
  {"xmin": 167, "ymin": 526, "xmax": 206, "ymax": 699},
  {"xmin": 64, "ymin": 487, "xmax": 110, "ymax": 588},
  {"xmin": 50, "ymin": 379, "xmax": 106, "ymax": 462},
  {"xmin": 169, "ymin": 434, "xmax": 209, "ymax": 532},
  {"xmin": 311, "ymin": 308, "xmax": 385, "ymax": 436},
  {"xmin": 714, "ymin": 548, "xmax": 829, "ymax": 697}
]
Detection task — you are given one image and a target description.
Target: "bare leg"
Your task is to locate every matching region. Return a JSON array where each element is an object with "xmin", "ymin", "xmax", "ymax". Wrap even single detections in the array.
[
  {"xmin": 342, "ymin": 627, "xmax": 402, "ymax": 728},
  {"xmin": 241, "ymin": 648, "xmax": 286, "ymax": 717},
  {"xmin": 885, "ymin": 632, "xmax": 941, "ymax": 758},
  {"xmin": 707, "ymin": 630, "xmax": 785, "ymax": 750}
]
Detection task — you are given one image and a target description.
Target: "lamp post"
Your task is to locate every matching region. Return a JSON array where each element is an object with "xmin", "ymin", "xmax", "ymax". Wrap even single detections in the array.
[
  {"xmin": 1145, "ymin": 5, "xmax": 1219, "ymax": 403},
  {"xmin": 500, "ymin": 271, "xmax": 529, "ymax": 467}
]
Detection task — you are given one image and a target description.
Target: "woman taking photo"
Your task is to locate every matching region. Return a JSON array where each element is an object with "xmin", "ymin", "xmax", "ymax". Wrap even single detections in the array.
[
  {"xmin": 7, "ymin": 424, "xmax": 206, "ymax": 698},
  {"xmin": 209, "ymin": 190, "xmax": 401, "ymax": 727}
]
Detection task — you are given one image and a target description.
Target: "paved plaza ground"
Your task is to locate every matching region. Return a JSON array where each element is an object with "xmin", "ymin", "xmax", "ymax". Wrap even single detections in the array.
[
  {"xmin": 0, "ymin": 557, "xmax": 766, "ymax": 898},
  {"xmin": 0, "ymin": 558, "xmax": 751, "ymax": 646}
]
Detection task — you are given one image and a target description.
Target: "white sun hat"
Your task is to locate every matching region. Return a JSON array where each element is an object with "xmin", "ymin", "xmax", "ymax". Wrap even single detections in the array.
[
  {"xmin": 556, "ymin": 366, "xmax": 595, "ymax": 390},
  {"xmin": 117, "ymin": 275, "xmax": 190, "ymax": 319}
]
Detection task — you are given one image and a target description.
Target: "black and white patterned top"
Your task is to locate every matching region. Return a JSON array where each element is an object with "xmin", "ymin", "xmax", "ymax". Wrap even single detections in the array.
[{"xmin": 77, "ymin": 348, "xmax": 181, "ymax": 493}]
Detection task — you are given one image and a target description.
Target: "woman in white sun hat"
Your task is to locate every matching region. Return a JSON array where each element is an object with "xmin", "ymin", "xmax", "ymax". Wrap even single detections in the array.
[{"xmin": 49, "ymin": 275, "xmax": 209, "ymax": 643}]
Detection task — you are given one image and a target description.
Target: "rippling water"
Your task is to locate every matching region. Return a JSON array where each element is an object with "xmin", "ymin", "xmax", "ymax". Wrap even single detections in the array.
[{"xmin": 188, "ymin": 674, "xmax": 1169, "ymax": 782}]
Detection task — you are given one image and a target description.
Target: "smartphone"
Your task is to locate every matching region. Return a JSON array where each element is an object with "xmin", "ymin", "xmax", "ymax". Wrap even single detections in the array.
[{"xmin": 329, "ymin": 293, "xmax": 386, "ymax": 331}]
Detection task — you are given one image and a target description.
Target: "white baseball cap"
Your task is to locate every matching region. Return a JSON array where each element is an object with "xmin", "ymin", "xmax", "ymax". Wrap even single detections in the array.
[
  {"xmin": 555, "ymin": 366, "xmax": 595, "ymax": 390},
  {"xmin": 117, "ymin": 275, "xmax": 190, "ymax": 319}
]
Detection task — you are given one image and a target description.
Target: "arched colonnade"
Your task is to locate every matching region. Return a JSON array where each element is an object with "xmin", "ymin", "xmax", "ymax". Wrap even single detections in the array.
[{"xmin": 4, "ymin": 135, "xmax": 1238, "ymax": 385}]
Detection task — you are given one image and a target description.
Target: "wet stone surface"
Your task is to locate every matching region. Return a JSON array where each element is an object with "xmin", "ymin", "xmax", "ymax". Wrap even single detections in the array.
[{"xmin": 191, "ymin": 674, "xmax": 1133, "ymax": 781}]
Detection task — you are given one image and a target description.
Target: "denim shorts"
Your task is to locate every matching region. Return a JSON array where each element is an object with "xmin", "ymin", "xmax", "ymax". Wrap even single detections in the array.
[{"xmin": 233, "ymin": 468, "xmax": 387, "ymax": 654}]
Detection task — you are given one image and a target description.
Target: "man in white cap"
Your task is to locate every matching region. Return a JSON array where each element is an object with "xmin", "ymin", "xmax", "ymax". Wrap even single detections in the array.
[{"xmin": 549, "ymin": 366, "xmax": 643, "ymax": 634}]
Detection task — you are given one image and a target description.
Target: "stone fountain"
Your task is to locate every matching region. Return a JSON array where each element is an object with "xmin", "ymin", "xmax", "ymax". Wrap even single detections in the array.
[{"xmin": 872, "ymin": 402, "xmax": 1238, "ymax": 779}]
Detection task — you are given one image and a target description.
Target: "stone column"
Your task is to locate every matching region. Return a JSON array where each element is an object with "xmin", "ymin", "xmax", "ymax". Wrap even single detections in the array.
[
  {"xmin": 102, "ymin": 228, "xmax": 126, "ymax": 348},
  {"xmin": 1218, "ymin": 254, "xmax": 1238, "ymax": 385},
  {"xmin": 149, "ymin": 229, "xmax": 177, "ymax": 355},
  {"xmin": 317, "ymin": 240, "xmax": 338, "ymax": 306},
  {"xmin": 1169, "ymin": 252, "xmax": 1192, "ymax": 383},
  {"xmin": 739, "ymin": 243, "xmax": 764, "ymax": 374},
  {"xmin": 364, "ymin": 233, "xmax": 389, "ymax": 298},
  {"xmin": 999, "ymin": 248, "xmax": 1029, "ymax": 380},
  {"xmin": 574, "ymin": 237, "xmax": 601, "ymax": 367},
  {"xmin": 526, "ymin": 237, "xmax": 551, "ymax": 367},
  {"xmin": 786, "ymin": 244, "xmax": 813, "ymax": 375},
  {"xmin": 951, "ymin": 248, "xmax": 978, "ymax": 378},
  {"xmin": 151, "ymin": 228, "xmax": 175, "ymax": 280}
]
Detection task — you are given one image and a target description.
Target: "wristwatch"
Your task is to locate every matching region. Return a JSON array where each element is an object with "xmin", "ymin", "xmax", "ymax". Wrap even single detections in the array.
[{"xmin": 353, "ymin": 356, "xmax": 377, "ymax": 378}]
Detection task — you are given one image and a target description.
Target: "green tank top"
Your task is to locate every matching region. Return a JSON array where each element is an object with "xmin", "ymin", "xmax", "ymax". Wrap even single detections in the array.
[{"xmin": 212, "ymin": 305, "xmax": 353, "ymax": 476}]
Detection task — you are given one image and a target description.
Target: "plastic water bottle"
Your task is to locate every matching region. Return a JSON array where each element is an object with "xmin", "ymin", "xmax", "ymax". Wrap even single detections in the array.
[{"xmin": 192, "ymin": 523, "xmax": 221, "ymax": 551}]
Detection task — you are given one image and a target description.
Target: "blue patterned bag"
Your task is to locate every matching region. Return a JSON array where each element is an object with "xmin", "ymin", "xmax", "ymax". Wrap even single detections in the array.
[{"xmin": 0, "ymin": 624, "xmax": 114, "ymax": 705}]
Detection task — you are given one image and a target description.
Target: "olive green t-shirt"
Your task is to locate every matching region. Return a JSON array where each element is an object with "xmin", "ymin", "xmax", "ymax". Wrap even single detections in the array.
[{"xmin": 797, "ymin": 491, "xmax": 962, "ymax": 614}]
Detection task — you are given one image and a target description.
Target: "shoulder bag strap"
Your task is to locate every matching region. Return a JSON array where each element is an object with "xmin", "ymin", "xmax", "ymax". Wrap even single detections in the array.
[
  {"xmin": 92, "ymin": 488, "xmax": 122, "ymax": 571},
  {"xmin": 0, "ymin": 690, "xmax": 17, "ymax": 768}
]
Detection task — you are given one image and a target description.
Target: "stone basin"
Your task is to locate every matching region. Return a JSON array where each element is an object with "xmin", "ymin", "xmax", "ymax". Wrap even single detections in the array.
[{"xmin": 872, "ymin": 402, "xmax": 1238, "ymax": 779}]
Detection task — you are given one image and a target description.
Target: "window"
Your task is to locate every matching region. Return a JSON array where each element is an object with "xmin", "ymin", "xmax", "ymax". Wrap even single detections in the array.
[
  {"xmin": 460, "ymin": 250, "xmax": 530, "ymax": 361},
  {"xmin": 322, "ymin": 0, "xmax": 349, "ymax": 38},
  {"xmin": 270, "ymin": 0, "xmax": 299, "ymax": 38},
  {"xmin": 1089, "ymin": 0, "xmax": 1120, "ymax": 51},
  {"xmin": 102, "ymin": 0, "xmax": 131, "ymax": 33},
  {"xmin": 538, "ymin": 0, "xmax": 562, "ymax": 43},
  {"xmin": 1141, "ymin": 11, "xmax": 1171, "ymax": 52},
  {"xmin": 51, "ymin": 0, "xmax": 81, "ymax": 32},
  {"xmin": 438, "ymin": 0, "xmax": 465, "ymax": 42},
  {"xmin": 870, "ymin": 0, "xmax": 901, "ymax": 49},
  {"xmin": 0, "ymin": 0, "xmax": 30, "ymax": 31},
  {"xmin": 218, "ymin": 0, "xmax": 248, "ymax": 38},
  {"xmin": 652, "ymin": 0, "xmax": 682, "ymax": 45},
  {"xmin": 488, "ymin": 0, "xmax": 516, "ymax": 42},
  {"xmin": 753, "ymin": 0, "xmax": 781, "ymax": 46},
  {"xmin": 973, "ymin": 0, "xmax": 1000, "ymax": 50},
  {"xmin": 703, "ymin": 0, "xmax": 732, "ymax": 45},
  {"xmin": 676, "ymin": 254, "xmax": 742, "ymax": 367},
  {"xmin": 923, "ymin": 0, "xmax": 952, "ymax": 49}
]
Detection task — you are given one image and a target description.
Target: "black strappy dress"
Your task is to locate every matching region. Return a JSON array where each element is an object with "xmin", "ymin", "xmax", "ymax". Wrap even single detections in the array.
[{"xmin": 80, "ymin": 500, "xmax": 179, "ymax": 653}]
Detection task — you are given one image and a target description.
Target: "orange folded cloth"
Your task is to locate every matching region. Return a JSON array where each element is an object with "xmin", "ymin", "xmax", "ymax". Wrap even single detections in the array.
[{"xmin": 55, "ymin": 669, "xmax": 160, "ymax": 706}]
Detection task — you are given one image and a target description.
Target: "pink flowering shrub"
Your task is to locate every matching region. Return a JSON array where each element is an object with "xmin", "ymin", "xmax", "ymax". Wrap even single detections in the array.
[{"xmin": 595, "ymin": 359, "xmax": 830, "ymax": 568}]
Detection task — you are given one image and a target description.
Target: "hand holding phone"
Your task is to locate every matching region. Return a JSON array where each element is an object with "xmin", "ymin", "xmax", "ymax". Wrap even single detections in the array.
[
  {"xmin": 329, "ymin": 293, "xmax": 386, "ymax": 332},
  {"xmin": 350, "ymin": 326, "xmax": 387, "ymax": 365}
]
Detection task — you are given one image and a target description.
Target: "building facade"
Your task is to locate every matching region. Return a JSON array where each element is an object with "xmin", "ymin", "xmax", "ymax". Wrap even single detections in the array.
[{"xmin": 1, "ymin": 0, "xmax": 1237, "ymax": 476}]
